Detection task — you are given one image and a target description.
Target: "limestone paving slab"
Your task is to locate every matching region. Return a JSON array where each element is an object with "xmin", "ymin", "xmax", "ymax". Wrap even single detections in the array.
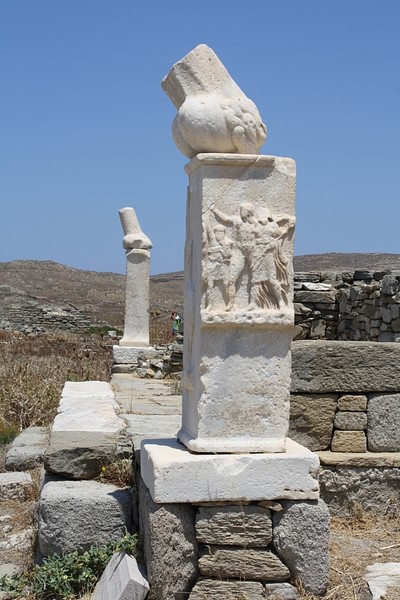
[
  {"xmin": 111, "ymin": 374, "xmax": 181, "ymax": 415},
  {"xmin": 122, "ymin": 414, "xmax": 181, "ymax": 461},
  {"xmin": 44, "ymin": 381, "xmax": 124, "ymax": 479},
  {"xmin": 141, "ymin": 438, "xmax": 319, "ymax": 503}
]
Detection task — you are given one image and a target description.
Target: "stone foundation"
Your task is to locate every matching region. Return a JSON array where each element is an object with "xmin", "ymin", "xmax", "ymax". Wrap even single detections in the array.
[{"xmin": 138, "ymin": 471, "xmax": 329, "ymax": 599}]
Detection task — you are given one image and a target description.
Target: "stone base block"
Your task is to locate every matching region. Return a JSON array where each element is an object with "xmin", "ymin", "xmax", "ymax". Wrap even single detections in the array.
[
  {"xmin": 39, "ymin": 476, "xmax": 133, "ymax": 556},
  {"xmin": 273, "ymin": 499, "xmax": 330, "ymax": 595},
  {"xmin": 5, "ymin": 426, "xmax": 49, "ymax": 471},
  {"xmin": 138, "ymin": 475, "xmax": 198, "ymax": 600},
  {"xmin": 44, "ymin": 381, "xmax": 124, "ymax": 479},
  {"xmin": 141, "ymin": 438, "xmax": 319, "ymax": 503},
  {"xmin": 113, "ymin": 345, "xmax": 155, "ymax": 364}
]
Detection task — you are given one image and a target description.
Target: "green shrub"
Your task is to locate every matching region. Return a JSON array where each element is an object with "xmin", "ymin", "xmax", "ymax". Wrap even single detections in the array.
[
  {"xmin": 0, "ymin": 420, "xmax": 19, "ymax": 444},
  {"xmin": 0, "ymin": 532, "xmax": 138, "ymax": 599}
]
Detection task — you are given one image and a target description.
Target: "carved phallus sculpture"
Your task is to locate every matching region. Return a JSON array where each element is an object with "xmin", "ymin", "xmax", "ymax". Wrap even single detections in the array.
[{"xmin": 162, "ymin": 44, "xmax": 267, "ymax": 157}]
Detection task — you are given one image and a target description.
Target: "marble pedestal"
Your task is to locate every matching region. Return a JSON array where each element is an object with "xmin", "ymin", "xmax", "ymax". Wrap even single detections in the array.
[{"xmin": 180, "ymin": 154, "xmax": 296, "ymax": 453}]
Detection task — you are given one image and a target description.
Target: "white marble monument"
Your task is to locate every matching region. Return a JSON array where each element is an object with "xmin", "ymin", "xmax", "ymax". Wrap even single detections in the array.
[
  {"xmin": 142, "ymin": 44, "xmax": 318, "ymax": 500},
  {"xmin": 113, "ymin": 207, "xmax": 153, "ymax": 364}
]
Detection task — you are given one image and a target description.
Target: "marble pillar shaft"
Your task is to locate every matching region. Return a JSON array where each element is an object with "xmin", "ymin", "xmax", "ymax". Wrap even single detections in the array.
[
  {"xmin": 179, "ymin": 153, "xmax": 296, "ymax": 453},
  {"xmin": 120, "ymin": 248, "xmax": 150, "ymax": 347}
]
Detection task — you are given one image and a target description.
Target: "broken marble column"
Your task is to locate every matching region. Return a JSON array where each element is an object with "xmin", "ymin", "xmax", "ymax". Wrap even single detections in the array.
[
  {"xmin": 162, "ymin": 43, "xmax": 267, "ymax": 158},
  {"xmin": 113, "ymin": 207, "xmax": 153, "ymax": 365}
]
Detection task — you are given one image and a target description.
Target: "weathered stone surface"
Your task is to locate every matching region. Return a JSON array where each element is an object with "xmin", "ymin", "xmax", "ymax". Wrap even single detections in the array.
[
  {"xmin": 138, "ymin": 475, "xmax": 198, "ymax": 600},
  {"xmin": 364, "ymin": 562, "xmax": 400, "ymax": 600},
  {"xmin": 334, "ymin": 411, "xmax": 367, "ymax": 431},
  {"xmin": 179, "ymin": 153, "xmax": 295, "ymax": 454},
  {"xmin": 44, "ymin": 431, "xmax": 121, "ymax": 479},
  {"xmin": 292, "ymin": 341, "xmax": 400, "ymax": 393},
  {"xmin": 113, "ymin": 347, "xmax": 141, "ymax": 364},
  {"xmin": 294, "ymin": 290, "xmax": 336, "ymax": 304},
  {"xmin": 294, "ymin": 272, "xmax": 321, "ymax": 282},
  {"xmin": 162, "ymin": 44, "xmax": 267, "ymax": 158},
  {"xmin": 318, "ymin": 451, "xmax": 400, "ymax": 467},
  {"xmin": 302, "ymin": 282, "xmax": 332, "ymax": 292},
  {"xmin": 264, "ymin": 582, "xmax": 300, "ymax": 599},
  {"xmin": 273, "ymin": 500, "xmax": 330, "ymax": 595},
  {"xmin": 5, "ymin": 426, "xmax": 49, "ymax": 471},
  {"xmin": 195, "ymin": 505, "xmax": 272, "ymax": 546},
  {"xmin": 368, "ymin": 393, "xmax": 400, "ymax": 451},
  {"xmin": 39, "ymin": 476, "xmax": 132, "ymax": 556},
  {"xmin": 319, "ymin": 466, "xmax": 400, "ymax": 516},
  {"xmin": 189, "ymin": 579, "xmax": 264, "ymax": 600},
  {"xmin": 289, "ymin": 394, "xmax": 337, "ymax": 450},
  {"xmin": 199, "ymin": 546, "xmax": 290, "ymax": 581},
  {"xmin": 93, "ymin": 552, "xmax": 149, "ymax": 600},
  {"xmin": 141, "ymin": 438, "xmax": 319, "ymax": 503},
  {"xmin": 331, "ymin": 431, "xmax": 367, "ymax": 452},
  {"xmin": 44, "ymin": 381, "xmax": 123, "ymax": 479},
  {"xmin": 0, "ymin": 472, "xmax": 34, "ymax": 501},
  {"xmin": 338, "ymin": 395, "xmax": 368, "ymax": 411}
]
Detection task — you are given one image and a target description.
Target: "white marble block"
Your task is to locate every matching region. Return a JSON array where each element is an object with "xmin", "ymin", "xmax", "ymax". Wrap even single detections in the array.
[
  {"xmin": 179, "ymin": 154, "xmax": 296, "ymax": 453},
  {"xmin": 118, "ymin": 207, "xmax": 152, "ymax": 348},
  {"xmin": 141, "ymin": 438, "xmax": 319, "ymax": 503}
]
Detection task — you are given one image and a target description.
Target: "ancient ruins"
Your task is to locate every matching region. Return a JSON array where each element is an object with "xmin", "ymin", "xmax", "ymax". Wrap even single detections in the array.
[{"xmin": 2, "ymin": 43, "xmax": 400, "ymax": 600}]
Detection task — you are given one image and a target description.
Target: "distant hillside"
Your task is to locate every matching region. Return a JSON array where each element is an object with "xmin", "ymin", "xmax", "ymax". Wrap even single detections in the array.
[
  {"xmin": 1, "ymin": 253, "xmax": 399, "ymax": 327},
  {"xmin": 293, "ymin": 252, "xmax": 400, "ymax": 273}
]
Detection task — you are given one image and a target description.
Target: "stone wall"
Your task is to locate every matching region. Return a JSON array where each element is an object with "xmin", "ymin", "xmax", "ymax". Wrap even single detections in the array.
[
  {"xmin": 0, "ymin": 298, "xmax": 91, "ymax": 333},
  {"xmin": 290, "ymin": 340, "xmax": 400, "ymax": 515},
  {"xmin": 290, "ymin": 340, "xmax": 400, "ymax": 453},
  {"xmin": 294, "ymin": 269, "xmax": 400, "ymax": 342}
]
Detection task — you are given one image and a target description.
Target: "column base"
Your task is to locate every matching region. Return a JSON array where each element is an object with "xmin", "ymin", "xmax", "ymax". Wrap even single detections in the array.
[
  {"xmin": 140, "ymin": 437, "xmax": 319, "ymax": 504},
  {"xmin": 112, "ymin": 345, "xmax": 155, "ymax": 365},
  {"xmin": 178, "ymin": 426, "xmax": 286, "ymax": 453}
]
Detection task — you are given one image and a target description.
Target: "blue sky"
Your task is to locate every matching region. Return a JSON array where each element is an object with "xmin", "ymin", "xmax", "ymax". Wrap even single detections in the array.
[{"xmin": 1, "ymin": 1, "xmax": 399, "ymax": 275}]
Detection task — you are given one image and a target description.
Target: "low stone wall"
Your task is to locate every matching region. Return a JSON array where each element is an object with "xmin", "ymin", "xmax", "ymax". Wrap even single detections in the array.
[
  {"xmin": 294, "ymin": 269, "xmax": 400, "ymax": 342},
  {"xmin": 290, "ymin": 340, "xmax": 400, "ymax": 515},
  {"xmin": 0, "ymin": 300, "xmax": 91, "ymax": 333},
  {"xmin": 290, "ymin": 340, "xmax": 400, "ymax": 453}
]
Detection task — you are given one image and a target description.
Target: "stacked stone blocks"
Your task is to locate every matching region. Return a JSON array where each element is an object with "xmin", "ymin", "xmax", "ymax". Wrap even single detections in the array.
[{"xmin": 294, "ymin": 270, "xmax": 400, "ymax": 342}]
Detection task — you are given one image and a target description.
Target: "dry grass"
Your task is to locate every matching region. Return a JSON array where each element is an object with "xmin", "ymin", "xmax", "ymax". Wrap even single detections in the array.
[
  {"xmin": 299, "ymin": 505, "xmax": 400, "ymax": 599},
  {"xmin": 0, "ymin": 331, "xmax": 112, "ymax": 431}
]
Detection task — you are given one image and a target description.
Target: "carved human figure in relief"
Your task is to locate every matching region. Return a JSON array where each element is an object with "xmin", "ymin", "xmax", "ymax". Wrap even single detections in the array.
[
  {"xmin": 204, "ymin": 224, "xmax": 233, "ymax": 311},
  {"xmin": 209, "ymin": 202, "xmax": 295, "ymax": 312},
  {"xmin": 251, "ymin": 210, "xmax": 295, "ymax": 310}
]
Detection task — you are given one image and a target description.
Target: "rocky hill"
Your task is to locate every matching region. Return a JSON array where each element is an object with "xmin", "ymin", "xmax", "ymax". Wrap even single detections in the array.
[{"xmin": 1, "ymin": 254, "xmax": 399, "ymax": 328}]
